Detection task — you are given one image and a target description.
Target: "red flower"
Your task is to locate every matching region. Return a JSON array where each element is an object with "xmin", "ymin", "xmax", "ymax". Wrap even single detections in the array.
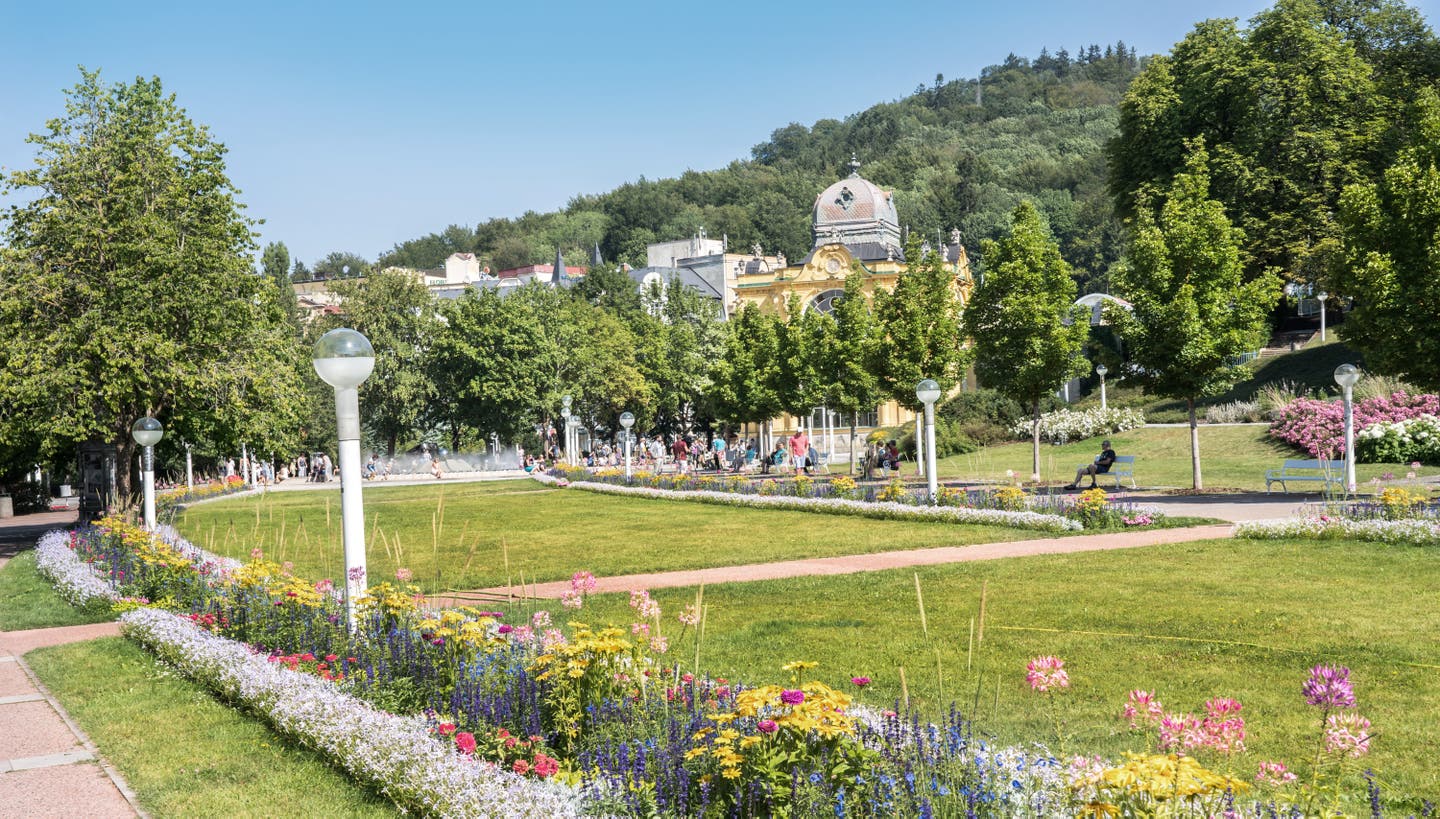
[
  {"xmin": 454, "ymin": 732, "xmax": 476, "ymax": 754},
  {"xmin": 437, "ymin": 723, "xmax": 457, "ymax": 737},
  {"xmin": 532, "ymin": 753, "xmax": 559, "ymax": 778},
  {"xmin": 512, "ymin": 759, "xmax": 530, "ymax": 775}
]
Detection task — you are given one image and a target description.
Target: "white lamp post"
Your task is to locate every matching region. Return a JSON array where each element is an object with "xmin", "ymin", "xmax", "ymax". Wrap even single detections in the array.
[
  {"xmin": 916, "ymin": 379, "xmax": 942, "ymax": 503},
  {"xmin": 1095, "ymin": 363, "xmax": 1108, "ymax": 411},
  {"xmin": 131, "ymin": 417, "xmax": 163, "ymax": 531},
  {"xmin": 1334, "ymin": 363, "xmax": 1360, "ymax": 493},
  {"xmin": 313, "ymin": 328, "xmax": 376, "ymax": 630},
  {"xmin": 561, "ymin": 395, "xmax": 573, "ymax": 466},
  {"xmin": 1317, "ymin": 291, "xmax": 1328, "ymax": 343},
  {"xmin": 620, "ymin": 411, "xmax": 635, "ymax": 477},
  {"xmin": 184, "ymin": 441, "xmax": 193, "ymax": 492}
]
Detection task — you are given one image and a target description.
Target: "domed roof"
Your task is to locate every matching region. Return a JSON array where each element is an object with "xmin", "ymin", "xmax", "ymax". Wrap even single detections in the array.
[{"xmin": 813, "ymin": 174, "xmax": 899, "ymax": 229}]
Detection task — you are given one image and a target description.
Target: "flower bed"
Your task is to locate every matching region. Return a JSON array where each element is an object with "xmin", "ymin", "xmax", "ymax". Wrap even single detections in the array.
[
  {"xmin": 1009, "ymin": 406, "xmax": 1146, "ymax": 444},
  {"xmin": 1234, "ymin": 516, "xmax": 1440, "ymax": 546},
  {"xmin": 121, "ymin": 606, "xmax": 580, "ymax": 817},
  {"xmin": 34, "ymin": 529, "xmax": 123, "ymax": 607},
  {"xmin": 535, "ymin": 472, "xmax": 1083, "ymax": 533},
  {"xmin": 157, "ymin": 475, "xmax": 251, "ymax": 515},
  {"xmin": 544, "ymin": 469, "xmax": 1172, "ymax": 532},
  {"xmin": 38, "ymin": 520, "xmax": 1408, "ymax": 816},
  {"xmin": 1269, "ymin": 392, "xmax": 1440, "ymax": 461}
]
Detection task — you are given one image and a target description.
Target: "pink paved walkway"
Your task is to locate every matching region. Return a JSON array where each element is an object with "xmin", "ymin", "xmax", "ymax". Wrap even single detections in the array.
[
  {"xmin": 441, "ymin": 523, "xmax": 1233, "ymax": 603},
  {"xmin": 0, "ymin": 511, "xmax": 139, "ymax": 817}
]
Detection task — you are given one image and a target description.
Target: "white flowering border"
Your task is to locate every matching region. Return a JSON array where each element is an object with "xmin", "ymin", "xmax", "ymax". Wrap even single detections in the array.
[
  {"xmin": 1234, "ymin": 516, "xmax": 1440, "ymax": 546},
  {"xmin": 34, "ymin": 529, "xmax": 121, "ymax": 606},
  {"xmin": 121, "ymin": 607, "xmax": 582, "ymax": 818},
  {"xmin": 533, "ymin": 473, "xmax": 1082, "ymax": 533}
]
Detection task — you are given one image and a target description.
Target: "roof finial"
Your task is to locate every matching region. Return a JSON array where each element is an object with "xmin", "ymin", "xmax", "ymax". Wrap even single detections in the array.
[{"xmin": 847, "ymin": 153, "xmax": 861, "ymax": 178}]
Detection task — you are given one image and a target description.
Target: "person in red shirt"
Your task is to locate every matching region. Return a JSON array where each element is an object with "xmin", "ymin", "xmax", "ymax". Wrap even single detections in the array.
[
  {"xmin": 671, "ymin": 436, "xmax": 690, "ymax": 475},
  {"xmin": 788, "ymin": 429, "xmax": 810, "ymax": 475}
]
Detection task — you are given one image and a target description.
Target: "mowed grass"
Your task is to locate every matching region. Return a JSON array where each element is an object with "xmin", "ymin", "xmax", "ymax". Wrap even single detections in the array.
[
  {"xmin": 0, "ymin": 551, "xmax": 114, "ymax": 631},
  {"xmin": 940, "ymin": 423, "xmax": 1440, "ymax": 491},
  {"xmin": 26, "ymin": 637, "xmax": 396, "ymax": 817},
  {"xmin": 570, "ymin": 537, "xmax": 1440, "ymax": 805},
  {"xmin": 173, "ymin": 479, "xmax": 1041, "ymax": 592}
]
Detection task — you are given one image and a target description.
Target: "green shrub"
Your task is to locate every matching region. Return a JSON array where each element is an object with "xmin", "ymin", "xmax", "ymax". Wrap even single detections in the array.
[{"xmin": 938, "ymin": 389, "xmax": 1062, "ymax": 445}]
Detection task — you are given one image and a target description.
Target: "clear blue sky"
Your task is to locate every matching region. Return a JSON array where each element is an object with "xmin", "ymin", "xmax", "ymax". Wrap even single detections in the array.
[{"xmin": 3, "ymin": 0, "xmax": 1435, "ymax": 266}]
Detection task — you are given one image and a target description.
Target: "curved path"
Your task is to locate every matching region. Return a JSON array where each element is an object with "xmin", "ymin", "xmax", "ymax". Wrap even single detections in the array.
[{"xmin": 440, "ymin": 523, "xmax": 1233, "ymax": 604}]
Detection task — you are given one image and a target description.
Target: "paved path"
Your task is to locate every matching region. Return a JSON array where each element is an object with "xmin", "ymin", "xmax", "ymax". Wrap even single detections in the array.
[
  {"xmin": 0, "ymin": 512, "xmax": 140, "ymax": 817},
  {"xmin": 440, "ymin": 523, "xmax": 1234, "ymax": 604}
]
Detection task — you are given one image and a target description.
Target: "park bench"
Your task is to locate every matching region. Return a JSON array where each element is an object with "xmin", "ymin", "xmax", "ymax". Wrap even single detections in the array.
[
  {"xmin": 1265, "ymin": 459, "xmax": 1344, "ymax": 493},
  {"xmin": 1077, "ymin": 455, "xmax": 1136, "ymax": 489}
]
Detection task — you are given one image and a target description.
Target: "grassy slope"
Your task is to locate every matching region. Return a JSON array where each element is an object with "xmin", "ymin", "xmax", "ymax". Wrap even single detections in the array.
[
  {"xmin": 569, "ymin": 537, "xmax": 1440, "ymax": 805},
  {"xmin": 173, "ymin": 480, "xmax": 1038, "ymax": 592},
  {"xmin": 940, "ymin": 424, "xmax": 1440, "ymax": 490},
  {"xmin": 26, "ymin": 638, "xmax": 396, "ymax": 817},
  {"xmin": 0, "ymin": 551, "xmax": 114, "ymax": 631}
]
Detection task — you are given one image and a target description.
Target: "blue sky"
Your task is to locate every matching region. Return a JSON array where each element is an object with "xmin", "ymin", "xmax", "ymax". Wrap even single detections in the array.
[{"xmin": 3, "ymin": 0, "xmax": 1435, "ymax": 266}]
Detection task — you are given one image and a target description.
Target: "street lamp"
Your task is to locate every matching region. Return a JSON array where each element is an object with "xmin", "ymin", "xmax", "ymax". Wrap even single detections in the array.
[
  {"xmin": 619, "ymin": 412, "xmax": 635, "ymax": 477},
  {"xmin": 1334, "ymin": 363, "xmax": 1360, "ymax": 493},
  {"xmin": 916, "ymin": 379, "xmax": 942, "ymax": 503},
  {"xmin": 561, "ymin": 395, "xmax": 573, "ymax": 465},
  {"xmin": 1317, "ymin": 291, "xmax": 1328, "ymax": 343},
  {"xmin": 312, "ymin": 328, "xmax": 375, "ymax": 629},
  {"xmin": 1095, "ymin": 363, "xmax": 1109, "ymax": 411},
  {"xmin": 184, "ymin": 441, "xmax": 193, "ymax": 492},
  {"xmin": 131, "ymin": 417, "xmax": 163, "ymax": 531}
]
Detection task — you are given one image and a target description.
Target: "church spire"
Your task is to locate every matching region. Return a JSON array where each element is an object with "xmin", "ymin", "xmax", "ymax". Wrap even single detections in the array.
[
  {"xmin": 592, "ymin": 241, "xmax": 603, "ymax": 266},
  {"xmin": 552, "ymin": 245, "xmax": 567, "ymax": 286},
  {"xmin": 847, "ymin": 153, "xmax": 861, "ymax": 178}
]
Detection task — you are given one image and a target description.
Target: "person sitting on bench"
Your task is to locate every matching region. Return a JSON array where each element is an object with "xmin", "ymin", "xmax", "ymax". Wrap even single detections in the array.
[{"xmin": 1065, "ymin": 440, "xmax": 1116, "ymax": 490}]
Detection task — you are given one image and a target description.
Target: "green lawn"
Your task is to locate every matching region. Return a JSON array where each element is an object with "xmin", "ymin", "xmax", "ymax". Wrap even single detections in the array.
[
  {"xmin": 941, "ymin": 423, "xmax": 1440, "ymax": 491},
  {"xmin": 26, "ymin": 638, "xmax": 396, "ymax": 817},
  {"xmin": 172, "ymin": 480, "xmax": 1041, "ymax": 592},
  {"xmin": 566, "ymin": 536, "xmax": 1440, "ymax": 807},
  {"xmin": 0, "ymin": 551, "xmax": 114, "ymax": 631}
]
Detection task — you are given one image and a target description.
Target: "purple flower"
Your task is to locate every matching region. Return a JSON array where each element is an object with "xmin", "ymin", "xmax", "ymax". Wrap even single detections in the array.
[
  {"xmin": 1303, "ymin": 665, "xmax": 1356, "ymax": 709},
  {"xmin": 780, "ymin": 689, "xmax": 805, "ymax": 705},
  {"xmin": 756, "ymin": 719, "xmax": 778, "ymax": 734},
  {"xmin": 347, "ymin": 566, "xmax": 367, "ymax": 583}
]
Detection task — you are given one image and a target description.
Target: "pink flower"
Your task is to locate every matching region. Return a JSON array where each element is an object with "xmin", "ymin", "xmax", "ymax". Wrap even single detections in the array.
[
  {"xmin": 560, "ymin": 590, "xmax": 583, "ymax": 610},
  {"xmin": 851, "ymin": 676, "xmax": 871, "ymax": 687},
  {"xmin": 649, "ymin": 635, "xmax": 669, "ymax": 654},
  {"xmin": 512, "ymin": 759, "xmax": 530, "ymax": 775},
  {"xmin": 249, "ymin": 547, "xmax": 264, "ymax": 560},
  {"xmin": 631, "ymin": 622, "xmax": 650, "ymax": 637},
  {"xmin": 347, "ymin": 566, "xmax": 366, "ymax": 583},
  {"xmin": 628, "ymin": 589, "xmax": 661, "ymax": 619},
  {"xmin": 1122, "ymin": 690, "xmax": 1164, "ymax": 728},
  {"xmin": 532, "ymin": 610, "xmax": 552, "ymax": 628},
  {"xmin": 454, "ymin": 731, "xmax": 476, "ymax": 754},
  {"xmin": 395, "ymin": 568, "xmax": 413, "ymax": 582},
  {"xmin": 314, "ymin": 579, "xmax": 334, "ymax": 593},
  {"xmin": 532, "ymin": 753, "xmax": 559, "ymax": 778},
  {"xmin": 1255, "ymin": 760, "xmax": 1297, "ymax": 786},
  {"xmin": 780, "ymin": 689, "xmax": 805, "ymax": 705},
  {"xmin": 1026, "ymin": 656, "xmax": 1069, "ymax": 693},
  {"xmin": 541, "ymin": 629, "xmax": 567, "ymax": 649},
  {"xmin": 570, "ymin": 571, "xmax": 596, "ymax": 592},
  {"xmin": 497, "ymin": 624, "xmax": 514, "ymax": 634},
  {"xmin": 678, "ymin": 604, "xmax": 700, "ymax": 627},
  {"xmin": 1325, "ymin": 712, "xmax": 1372, "ymax": 757},
  {"xmin": 757, "ymin": 719, "xmax": 779, "ymax": 734}
]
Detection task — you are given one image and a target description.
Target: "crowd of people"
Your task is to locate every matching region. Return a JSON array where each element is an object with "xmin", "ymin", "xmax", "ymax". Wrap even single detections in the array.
[{"xmin": 526, "ymin": 427, "xmax": 847, "ymax": 476}]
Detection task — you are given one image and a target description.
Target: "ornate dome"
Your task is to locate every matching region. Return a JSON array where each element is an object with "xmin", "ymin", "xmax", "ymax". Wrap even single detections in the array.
[{"xmin": 811, "ymin": 158, "xmax": 901, "ymax": 256}]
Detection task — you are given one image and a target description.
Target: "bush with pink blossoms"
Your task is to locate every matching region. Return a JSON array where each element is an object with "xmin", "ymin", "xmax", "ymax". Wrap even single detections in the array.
[{"xmin": 1269, "ymin": 391, "xmax": 1440, "ymax": 460}]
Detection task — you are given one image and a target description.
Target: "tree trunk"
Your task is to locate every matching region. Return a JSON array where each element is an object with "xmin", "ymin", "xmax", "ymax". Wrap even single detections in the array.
[
  {"xmin": 450, "ymin": 423, "xmax": 461, "ymax": 453},
  {"xmin": 849, "ymin": 412, "xmax": 858, "ymax": 475},
  {"xmin": 115, "ymin": 438, "xmax": 135, "ymax": 512},
  {"xmin": 387, "ymin": 432, "xmax": 397, "ymax": 458},
  {"xmin": 1188, "ymin": 397, "xmax": 1203, "ymax": 490},
  {"xmin": 1031, "ymin": 400, "xmax": 1042, "ymax": 483}
]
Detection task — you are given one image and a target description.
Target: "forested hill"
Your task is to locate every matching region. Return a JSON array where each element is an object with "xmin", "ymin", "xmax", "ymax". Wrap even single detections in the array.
[{"xmin": 375, "ymin": 43, "xmax": 1143, "ymax": 290}]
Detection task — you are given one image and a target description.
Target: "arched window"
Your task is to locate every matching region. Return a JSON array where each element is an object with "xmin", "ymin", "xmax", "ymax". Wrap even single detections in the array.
[{"xmin": 807, "ymin": 289, "xmax": 846, "ymax": 315}]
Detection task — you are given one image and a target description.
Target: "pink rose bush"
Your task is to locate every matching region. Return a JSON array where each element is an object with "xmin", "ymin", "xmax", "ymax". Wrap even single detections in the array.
[{"xmin": 1269, "ymin": 392, "xmax": 1440, "ymax": 460}]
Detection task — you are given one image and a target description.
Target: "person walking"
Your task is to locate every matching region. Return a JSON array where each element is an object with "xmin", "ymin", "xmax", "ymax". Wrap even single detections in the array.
[
  {"xmin": 671, "ymin": 435, "xmax": 689, "ymax": 475},
  {"xmin": 788, "ymin": 429, "xmax": 810, "ymax": 476}
]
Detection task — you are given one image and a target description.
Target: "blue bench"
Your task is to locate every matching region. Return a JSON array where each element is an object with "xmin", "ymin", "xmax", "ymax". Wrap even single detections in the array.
[{"xmin": 1265, "ymin": 459, "xmax": 1343, "ymax": 493}]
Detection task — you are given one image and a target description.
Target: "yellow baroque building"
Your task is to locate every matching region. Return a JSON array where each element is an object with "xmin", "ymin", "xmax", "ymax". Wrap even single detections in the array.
[{"xmin": 729, "ymin": 160, "xmax": 974, "ymax": 446}]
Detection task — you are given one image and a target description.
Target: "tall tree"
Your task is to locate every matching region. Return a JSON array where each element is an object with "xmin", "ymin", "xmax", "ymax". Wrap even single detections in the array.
[
  {"xmin": 324, "ymin": 269, "xmax": 437, "ymax": 455},
  {"xmin": 0, "ymin": 70, "xmax": 306, "ymax": 497},
  {"xmin": 1111, "ymin": 145, "xmax": 1280, "ymax": 488},
  {"xmin": 1336, "ymin": 88, "xmax": 1440, "ymax": 391},
  {"xmin": 964, "ymin": 201, "xmax": 1091, "ymax": 480},
  {"xmin": 261, "ymin": 241, "xmax": 300, "ymax": 326},
  {"xmin": 873, "ymin": 235, "xmax": 966, "ymax": 462},
  {"xmin": 708, "ymin": 302, "xmax": 783, "ymax": 444},
  {"xmin": 313, "ymin": 251, "xmax": 372, "ymax": 279},
  {"xmin": 573, "ymin": 262, "xmax": 644, "ymax": 321},
  {"xmin": 822, "ymin": 270, "xmax": 881, "ymax": 473}
]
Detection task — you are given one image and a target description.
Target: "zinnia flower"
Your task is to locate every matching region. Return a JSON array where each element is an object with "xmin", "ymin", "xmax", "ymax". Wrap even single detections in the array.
[
  {"xmin": 1303, "ymin": 665, "xmax": 1356, "ymax": 709},
  {"xmin": 454, "ymin": 731, "xmax": 476, "ymax": 754},
  {"xmin": 780, "ymin": 689, "xmax": 805, "ymax": 705},
  {"xmin": 756, "ymin": 719, "xmax": 779, "ymax": 734},
  {"xmin": 1026, "ymin": 656, "xmax": 1069, "ymax": 693},
  {"xmin": 851, "ymin": 676, "xmax": 871, "ymax": 687}
]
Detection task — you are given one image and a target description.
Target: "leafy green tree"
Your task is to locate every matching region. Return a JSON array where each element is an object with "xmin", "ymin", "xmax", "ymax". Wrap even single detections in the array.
[
  {"xmin": 261, "ymin": 241, "xmax": 301, "ymax": 326},
  {"xmin": 1336, "ymin": 88, "xmax": 1440, "ymax": 391},
  {"xmin": 1111, "ymin": 145, "xmax": 1280, "ymax": 488},
  {"xmin": 313, "ymin": 251, "xmax": 372, "ymax": 279},
  {"xmin": 1109, "ymin": 0, "xmax": 1438, "ymax": 284},
  {"xmin": 0, "ymin": 69, "xmax": 306, "ymax": 497},
  {"xmin": 430, "ymin": 289, "xmax": 553, "ymax": 446},
  {"xmin": 291, "ymin": 260, "xmax": 313, "ymax": 283},
  {"xmin": 632, "ymin": 278, "xmax": 724, "ymax": 434},
  {"xmin": 708, "ymin": 303, "xmax": 783, "ymax": 446},
  {"xmin": 821, "ymin": 270, "xmax": 881, "ymax": 473},
  {"xmin": 772, "ymin": 293, "xmax": 825, "ymax": 428},
  {"xmin": 324, "ymin": 269, "xmax": 437, "ymax": 455},
  {"xmin": 964, "ymin": 201, "xmax": 1090, "ymax": 479},
  {"xmin": 873, "ymin": 236, "xmax": 966, "ymax": 461},
  {"xmin": 573, "ymin": 262, "xmax": 643, "ymax": 321}
]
